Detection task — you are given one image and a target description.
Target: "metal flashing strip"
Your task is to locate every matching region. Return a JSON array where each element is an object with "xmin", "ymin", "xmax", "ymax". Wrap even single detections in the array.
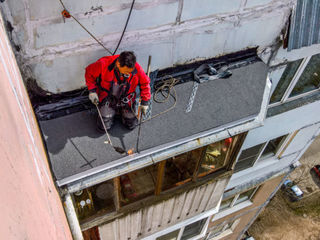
[
  {"xmin": 58, "ymin": 75, "xmax": 272, "ymax": 193},
  {"xmin": 288, "ymin": 0, "xmax": 320, "ymax": 51}
]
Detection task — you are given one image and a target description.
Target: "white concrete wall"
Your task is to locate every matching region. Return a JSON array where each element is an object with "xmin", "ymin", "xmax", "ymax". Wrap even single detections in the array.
[
  {"xmin": 243, "ymin": 100, "xmax": 320, "ymax": 150},
  {"xmin": 1, "ymin": 0, "xmax": 294, "ymax": 93}
]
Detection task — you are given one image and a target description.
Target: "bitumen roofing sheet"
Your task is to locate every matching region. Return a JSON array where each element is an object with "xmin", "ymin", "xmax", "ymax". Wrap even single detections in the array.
[{"xmin": 40, "ymin": 61, "xmax": 268, "ymax": 181}]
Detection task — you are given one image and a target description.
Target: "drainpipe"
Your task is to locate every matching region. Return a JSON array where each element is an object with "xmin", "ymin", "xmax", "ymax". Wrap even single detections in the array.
[{"xmin": 63, "ymin": 193, "xmax": 84, "ymax": 240}]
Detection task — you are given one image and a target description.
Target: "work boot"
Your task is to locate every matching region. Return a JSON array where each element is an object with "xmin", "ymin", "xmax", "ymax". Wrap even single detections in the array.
[{"xmin": 121, "ymin": 108, "xmax": 138, "ymax": 130}]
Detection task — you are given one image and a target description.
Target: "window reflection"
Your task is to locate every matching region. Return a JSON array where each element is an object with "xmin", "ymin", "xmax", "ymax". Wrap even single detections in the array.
[
  {"xmin": 290, "ymin": 53, "xmax": 320, "ymax": 97},
  {"xmin": 198, "ymin": 138, "xmax": 233, "ymax": 177}
]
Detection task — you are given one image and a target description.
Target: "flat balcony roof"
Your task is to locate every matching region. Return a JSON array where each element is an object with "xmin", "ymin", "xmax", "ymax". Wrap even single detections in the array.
[{"xmin": 38, "ymin": 54, "xmax": 269, "ymax": 189}]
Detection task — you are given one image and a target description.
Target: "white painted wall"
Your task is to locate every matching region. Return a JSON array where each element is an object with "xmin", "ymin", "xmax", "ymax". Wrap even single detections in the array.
[
  {"xmin": 243, "ymin": 100, "xmax": 320, "ymax": 150},
  {"xmin": 1, "ymin": 0, "xmax": 294, "ymax": 93}
]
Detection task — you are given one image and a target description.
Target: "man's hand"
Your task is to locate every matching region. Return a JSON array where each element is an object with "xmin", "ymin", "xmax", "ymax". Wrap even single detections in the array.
[
  {"xmin": 141, "ymin": 105, "xmax": 148, "ymax": 115},
  {"xmin": 89, "ymin": 92, "xmax": 99, "ymax": 104}
]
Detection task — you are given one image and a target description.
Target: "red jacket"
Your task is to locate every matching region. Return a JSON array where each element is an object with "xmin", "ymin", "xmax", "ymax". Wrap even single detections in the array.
[{"xmin": 85, "ymin": 55, "xmax": 151, "ymax": 105}]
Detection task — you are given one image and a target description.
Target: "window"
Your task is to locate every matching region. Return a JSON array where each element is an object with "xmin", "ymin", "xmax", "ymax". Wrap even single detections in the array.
[
  {"xmin": 234, "ymin": 143, "xmax": 265, "ymax": 172},
  {"xmin": 234, "ymin": 188, "xmax": 257, "ymax": 205},
  {"xmin": 235, "ymin": 135, "xmax": 288, "ymax": 171},
  {"xmin": 119, "ymin": 165, "xmax": 157, "ymax": 205},
  {"xmin": 73, "ymin": 134, "xmax": 245, "ymax": 223},
  {"xmin": 162, "ymin": 136, "xmax": 238, "ymax": 191},
  {"xmin": 156, "ymin": 218, "xmax": 208, "ymax": 240},
  {"xmin": 289, "ymin": 54, "xmax": 320, "ymax": 97},
  {"xmin": 270, "ymin": 53, "xmax": 320, "ymax": 106},
  {"xmin": 206, "ymin": 219, "xmax": 240, "ymax": 240},
  {"xmin": 260, "ymin": 135, "xmax": 288, "ymax": 159},
  {"xmin": 156, "ymin": 230, "xmax": 179, "ymax": 240},
  {"xmin": 270, "ymin": 59, "xmax": 303, "ymax": 104},
  {"xmin": 219, "ymin": 186, "xmax": 259, "ymax": 212}
]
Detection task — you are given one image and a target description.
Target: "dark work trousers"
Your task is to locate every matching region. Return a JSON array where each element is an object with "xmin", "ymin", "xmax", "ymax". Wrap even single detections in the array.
[{"xmin": 97, "ymin": 101, "xmax": 138, "ymax": 131}]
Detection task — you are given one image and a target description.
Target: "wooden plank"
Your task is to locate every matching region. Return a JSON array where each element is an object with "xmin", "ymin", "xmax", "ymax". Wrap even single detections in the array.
[
  {"xmin": 189, "ymin": 184, "xmax": 206, "ymax": 216},
  {"xmin": 112, "ymin": 219, "xmax": 120, "ymax": 240},
  {"xmin": 192, "ymin": 147, "xmax": 207, "ymax": 181},
  {"xmin": 278, "ymin": 130, "xmax": 299, "ymax": 158},
  {"xmin": 181, "ymin": 189, "xmax": 196, "ymax": 219},
  {"xmin": 119, "ymin": 217, "xmax": 128, "ymax": 240},
  {"xmin": 130, "ymin": 210, "xmax": 142, "ymax": 240},
  {"xmin": 151, "ymin": 202, "xmax": 164, "ymax": 231},
  {"xmin": 198, "ymin": 182, "xmax": 216, "ymax": 213},
  {"xmin": 161, "ymin": 198, "xmax": 175, "ymax": 227},
  {"xmin": 205, "ymin": 178, "xmax": 228, "ymax": 211},
  {"xmin": 224, "ymin": 135, "xmax": 239, "ymax": 166},
  {"xmin": 155, "ymin": 161, "xmax": 166, "ymax": 195},
  {"xmin": 113, "ymin": 177, "xmax": 121, "ymax": 211},
  {"xmin": 170, "ymin": 192, "xmax": 187, "ymax": 223},
  {"xmin": 98, "ymin": 223, "xmax": 115, "ymax": 240},
  {"xmin": 141, "ymin": 205, "xmax": 154, "ymax": 235}
]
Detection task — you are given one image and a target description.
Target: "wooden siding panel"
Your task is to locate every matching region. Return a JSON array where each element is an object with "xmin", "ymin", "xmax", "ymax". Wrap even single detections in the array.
[
  {"xmin": 142, "ymin": 205, "xmax": 154, "ymax": 235},
  {"xmin": 161, "ymin": 198, "xmax": 175, "ymax": 226},
  {"xmin": 98, "ymin": 222, "xmax": 115, "ymax": 240},
  {"xmin": 99, "ymin": 178, "xmax": 230, "ymax": 240},
  {"xmin": 130, "ymin": 210, "xmax": 142, "ymax": 240},
  {"xmin": 181, "ymin": 189, "xmax": 196, "ymax": 219},
  {"xmin": 205, "ymin": 178, "xmax": 228, "ymax": 211},
  {"xmin": 119, "ymin": 217, "xmax": 128, "ymax": 240},
  {"xmin": 171, "ymin": 192, "xmax": 187, "ymax": 223},
  {"xmin": 151, "ymin": 202, "xmax": 164, "ymax": 230},
  {"xmin": 189, "ymin": 184, "xmax": 206, "ymax": 215},
  {"xmin": 198, "ymin": 182, "xmax": 216, "ymax": 212}
]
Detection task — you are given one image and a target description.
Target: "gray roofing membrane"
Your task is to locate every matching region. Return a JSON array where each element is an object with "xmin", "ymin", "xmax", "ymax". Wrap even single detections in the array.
[{"xmin": 40, "ymin": 61, "xmax": 268, "ymax": 181}]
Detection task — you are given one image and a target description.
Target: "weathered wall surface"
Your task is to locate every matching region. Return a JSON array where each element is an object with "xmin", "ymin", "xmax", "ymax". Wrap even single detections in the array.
[
  {"xmin": 0, "ymin": 0, "xmax": 294, "ymax": 93},
  {"xmin": 0, "ymin": 13, "xmax": 72, "ymax": 240}
]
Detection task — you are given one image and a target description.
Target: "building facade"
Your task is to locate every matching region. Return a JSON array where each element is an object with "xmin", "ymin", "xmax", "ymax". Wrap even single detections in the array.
[{"xmin": 1, "ymin": 0, "xmax": 320, "ymax": 240}]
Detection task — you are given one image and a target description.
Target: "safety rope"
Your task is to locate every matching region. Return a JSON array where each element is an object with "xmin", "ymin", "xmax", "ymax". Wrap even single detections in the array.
[
  {"xmin": 58, "ymin": 0, "xmax": 135, "ymax": 55},
  {"xmin": 57, "ymin": 1, "xmax": 178, "ymax": 123},
  {"xmin": 113, "ymin": 0, "xmax": 136, "ymax": 55},
  {"xmin": 141, "ymin": 76, "xmax": 178, "ymax": 123}
]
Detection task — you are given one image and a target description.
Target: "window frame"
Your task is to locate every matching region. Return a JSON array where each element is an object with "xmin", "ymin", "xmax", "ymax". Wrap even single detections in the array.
[
  {"xmin": 151, "ymin": 217, "xmax": 210, "ymax": 240},
  {"xmin": 74, "ymin": 133, "xmax": 246, "ymax": 225},
  {"xmin": 206, "ymin": 219, "xmax": 240, "ymax": 240},
  {"xmin": 218, "ymin": 186, "xmax": 259, "ymax": 213},
  {"xmin": 234, "ymin": 143, "xmax": 266, "ymax": 172},
  {"xmin": 258, "ymin": 134, "xmax": 289, "ymax": 161},
  {"xmin": 269, "ymin": 55, "xmax": 320, "ymax": 107}
]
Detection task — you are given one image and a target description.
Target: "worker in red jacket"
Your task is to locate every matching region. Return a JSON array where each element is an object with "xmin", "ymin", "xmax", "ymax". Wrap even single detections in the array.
[{"xmin": 85, "ymin": 51, "xmax": 151, "ymax": 131}]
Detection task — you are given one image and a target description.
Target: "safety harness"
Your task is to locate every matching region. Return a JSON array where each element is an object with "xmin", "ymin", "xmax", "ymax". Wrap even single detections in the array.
[{"xmin": 96, "ymin": 58, "xmax": 137, "ymax": 108}]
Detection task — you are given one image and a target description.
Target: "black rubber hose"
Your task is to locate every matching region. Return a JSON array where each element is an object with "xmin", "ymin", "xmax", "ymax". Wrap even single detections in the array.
[{"xmin": 112, "ymin": 0, "xmax": 136, "ymax": 55}]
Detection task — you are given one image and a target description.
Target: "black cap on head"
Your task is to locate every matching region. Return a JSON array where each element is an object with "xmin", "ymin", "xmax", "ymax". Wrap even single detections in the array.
[{"xmin": 119, "ymin": 51, "xmax": 136, "ymax": 68}]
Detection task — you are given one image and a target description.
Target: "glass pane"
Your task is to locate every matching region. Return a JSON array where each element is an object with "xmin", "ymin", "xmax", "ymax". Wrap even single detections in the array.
[
  {"xmin": 261, "ymin": 135, "xmax": 287, "ymax": 157},
  {"xmin": 198, "ymin": 137, "xmax": 233, "ymax": 177},
  {"xmin": 220, "ymin": 197, "xmax": 233, "ymax": 211},
  {"xmin": 162, "ymin": 148, "xmax": 202, "ymax": 190},
  {"xmin": 181, "ymin": 218, "xmax": 207, "ymax": 240},
  {"xmin": 238, "ymin": 144, "xmax": 265, "ymax": 160},
  {"xmin": 234, "ymin": 143, "xmax": 265, "ymax": 172},
  {"xmin": 234, "ymin": 188, "xmax": 257, "ymax": 205},
  {"xmin": 290, "ymin": 54, "xmax": 320, "ymax": 97},
  {"xmin": 73, "ymin": 180, "xmax": 115, "ymax": 221},
  {"xmin": 270, "ymin": 59, "xmax": 303, "ymax": 104},
  {"xmin": 156, "ymin": 230, "xmax": 179, "ymax": 240},
  {"xmin": 208, "ymin": 223, "xmax": 228, "ymax": 238},
  {"xmin": 120, "ymin": 165, "xmax": 157, "ymax": 205}
]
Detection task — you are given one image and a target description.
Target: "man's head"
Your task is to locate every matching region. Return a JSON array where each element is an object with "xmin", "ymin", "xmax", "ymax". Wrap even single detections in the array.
[{"xmin": 116, "ymin": 51, "xmax": 136, "ymax": 77}]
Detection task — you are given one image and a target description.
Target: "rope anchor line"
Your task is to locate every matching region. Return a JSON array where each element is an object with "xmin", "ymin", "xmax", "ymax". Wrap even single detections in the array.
[{"xmin": 58, "ymin": 0, "xmax": 135, "ymax": 56}]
